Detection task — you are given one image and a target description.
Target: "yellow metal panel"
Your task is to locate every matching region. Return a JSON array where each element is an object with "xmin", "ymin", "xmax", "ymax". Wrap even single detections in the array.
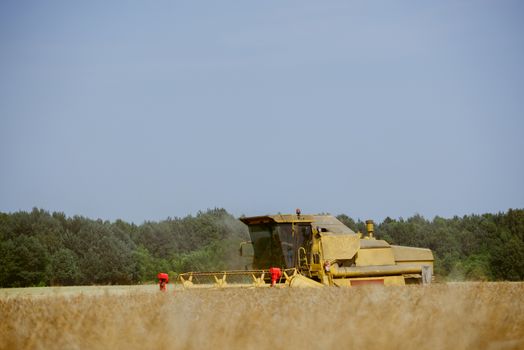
[
  {"xmin": 333, "ymin": 275, "xmax": 405, "ymax": 287},
  {"xmin": 321, "ymin": 234, "xmax": 360, "ymax": 260},
  {"xmin": 355, "ymin": 248, "xmax": 396, "ymax": 266},
  {"xmin": 391, "ymin": 245, "xmax": 434, "ymax": 263},
  {"xmin": 332, "ymin": 278, "xmax": 351, "ymax": 287},
  {"xmin": 383, "ymin": 275, "xmax": 405, "ymax": 286},
  {"xmin": 312, "ymin": 215, "xmax": 356, "ymax": 234},
  {"xmin": 288, "ymin": 275, "xmax": 324, "ymax": 288},
  {"xmin": 360, "ymin": 239, "xmax": 390, "ymax": 248},
  {"xmin": 396, "ymin": 261, "xmax": 434, "ymax": 268}
]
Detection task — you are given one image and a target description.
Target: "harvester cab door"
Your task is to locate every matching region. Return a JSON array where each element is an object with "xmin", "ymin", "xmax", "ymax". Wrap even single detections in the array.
[
  {"xmin": 277, "ymin": 223, "xmax": 313, "ymax": 270},
  {"xmin": 295, "ymin": 223, "xmax": 313, "ymax": 271}
]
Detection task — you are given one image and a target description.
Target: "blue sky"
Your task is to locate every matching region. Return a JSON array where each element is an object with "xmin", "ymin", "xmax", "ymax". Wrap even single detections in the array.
[{"xmin": 1, "ymin": 1, "xmax": 523, "ymax": 223}]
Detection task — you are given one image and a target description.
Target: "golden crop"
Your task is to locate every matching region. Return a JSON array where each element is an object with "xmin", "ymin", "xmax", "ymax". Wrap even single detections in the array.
[{"xmin": 1, "ymin": 283, "xmax": 523, "ymax": 350}]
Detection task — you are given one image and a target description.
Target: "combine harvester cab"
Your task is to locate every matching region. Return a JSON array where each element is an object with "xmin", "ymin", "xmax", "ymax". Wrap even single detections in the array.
[{"xmin": 178, "ymin": 212, "xmax": 434, "ymax": 288}]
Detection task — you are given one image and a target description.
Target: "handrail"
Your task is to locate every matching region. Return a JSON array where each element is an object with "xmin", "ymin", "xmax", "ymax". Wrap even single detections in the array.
[{"xmin": 297, "ymin": 247, "xmax": 309, "ymax": 269}]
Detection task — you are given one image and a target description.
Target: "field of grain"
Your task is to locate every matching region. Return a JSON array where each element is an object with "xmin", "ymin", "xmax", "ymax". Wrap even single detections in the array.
[{"xmin": 1, "ymin": 283, "xmax": 523, "ymax": 350}]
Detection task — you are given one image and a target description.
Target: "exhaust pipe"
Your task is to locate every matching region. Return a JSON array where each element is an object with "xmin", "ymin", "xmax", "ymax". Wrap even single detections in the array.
[{"xmin": 366, "ymin": 220, "xmax": 374, "ymax": 239}]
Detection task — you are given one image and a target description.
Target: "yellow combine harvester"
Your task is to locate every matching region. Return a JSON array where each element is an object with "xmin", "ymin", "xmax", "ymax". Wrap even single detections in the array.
[{"xmin": 178, "ymin": 212, "xmax": 433, "ymax": 288}]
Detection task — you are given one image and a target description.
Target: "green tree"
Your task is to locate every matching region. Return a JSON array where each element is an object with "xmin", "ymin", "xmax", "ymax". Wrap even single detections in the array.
[
  {"xmin": 491, "ymin": 231, "xmax": 524, "ymax": 280},
  {"xmin": 49, "ymin": 248, "xmax": 81, "ymax": 285},
  {"xmin": 0, "ymin": 235, "xmax": 49, "ymax": 287},
  {"xmin": 133, "ymin": 245, "xmax": 156, "ymax": 282}
]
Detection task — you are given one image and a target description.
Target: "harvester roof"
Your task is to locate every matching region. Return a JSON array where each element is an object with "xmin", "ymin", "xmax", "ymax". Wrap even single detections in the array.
[{"xmin": 239, "ymin": 214, "xmax": 356, "ymax": 235}]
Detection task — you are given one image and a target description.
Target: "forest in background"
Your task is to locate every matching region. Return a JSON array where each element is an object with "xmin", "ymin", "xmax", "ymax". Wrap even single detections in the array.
[{"xmin": 0, "ymin": 208, "xmax": 523, "ymax": 287}]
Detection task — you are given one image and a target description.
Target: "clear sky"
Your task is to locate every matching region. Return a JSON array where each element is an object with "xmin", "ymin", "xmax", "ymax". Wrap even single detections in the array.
[{"xmin": 1, "ymin": 1, "xmax": 523, "ymax": 223}]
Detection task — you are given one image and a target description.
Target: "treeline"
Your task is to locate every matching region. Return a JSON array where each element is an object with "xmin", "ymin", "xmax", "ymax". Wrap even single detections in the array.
[
  {"xmin": 0, "ymin": 208, "xmax": 249, "ymax": 287},
  {"xmin": 0, "ymin": 208, "xmax": 523, "ymax": 287}
]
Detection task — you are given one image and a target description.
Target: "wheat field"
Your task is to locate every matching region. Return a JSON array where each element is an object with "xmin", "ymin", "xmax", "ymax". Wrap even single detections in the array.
[{"xmin": 1, "ymin": 283, "xmax": 523, "ymax": 350}]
